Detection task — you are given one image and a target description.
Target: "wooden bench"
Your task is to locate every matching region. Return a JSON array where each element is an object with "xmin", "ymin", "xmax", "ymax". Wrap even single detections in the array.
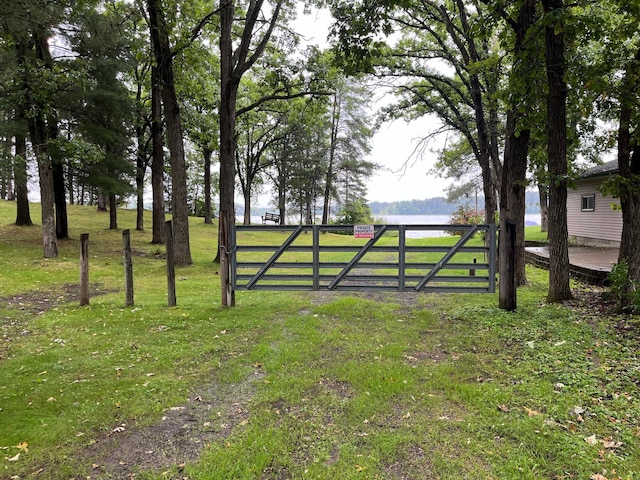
[{"xmin": 261, "ymin": 212, "xmax": 281, "ymax": 224}]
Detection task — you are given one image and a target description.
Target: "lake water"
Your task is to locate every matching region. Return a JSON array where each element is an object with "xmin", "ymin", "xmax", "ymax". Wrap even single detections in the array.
[
  {"xmin": 248, "ymin": 213, "xmax": 542, "ymax": 239},
  {"xmin": 380, "ymin": 214, "xmax": 542, "ymax": 238}
]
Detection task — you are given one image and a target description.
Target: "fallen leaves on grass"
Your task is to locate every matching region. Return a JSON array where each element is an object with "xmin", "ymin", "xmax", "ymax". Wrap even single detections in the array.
[
  {"xmin": 523, "ymin": 407, "xmax": 541, "ymax": 417},
  {"xmin": 585, "ymin": 434, "xmax": 598, "ymax": 446},
  {"xmin": 3, "ymin": 442, "xmax": 29, "ymax": 462}
]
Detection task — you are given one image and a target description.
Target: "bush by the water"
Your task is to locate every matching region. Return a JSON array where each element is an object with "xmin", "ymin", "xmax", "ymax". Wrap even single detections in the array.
[{"xmin": 446, "ymin": 206, "xmax": 484, "ymax": 235}]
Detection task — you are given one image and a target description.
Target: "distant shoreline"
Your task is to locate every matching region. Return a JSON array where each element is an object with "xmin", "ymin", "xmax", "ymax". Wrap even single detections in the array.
[{"xmin": 369, "ymin": 192, "xmax": 541, "ymax": 216}]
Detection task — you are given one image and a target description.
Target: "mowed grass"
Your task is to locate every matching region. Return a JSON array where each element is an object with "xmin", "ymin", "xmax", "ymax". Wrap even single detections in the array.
[{"xmin": 1, "ymin": 199, "xmax": 639, "ymax": 479}]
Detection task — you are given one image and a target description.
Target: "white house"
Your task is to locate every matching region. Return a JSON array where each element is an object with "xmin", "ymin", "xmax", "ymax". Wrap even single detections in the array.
[{"xmin": 567, "ymin": 160, "xmax": 622, "ymax": 247}]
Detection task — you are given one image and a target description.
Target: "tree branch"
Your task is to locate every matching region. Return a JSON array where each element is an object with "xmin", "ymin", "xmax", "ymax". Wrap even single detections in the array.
[
  {"xmin": 237, "ymin": 90, "xmax": 332, "ymax": 117},
  {"xmin": 172, "ymin": 9, "xmax": 219, "ymax": 57}
]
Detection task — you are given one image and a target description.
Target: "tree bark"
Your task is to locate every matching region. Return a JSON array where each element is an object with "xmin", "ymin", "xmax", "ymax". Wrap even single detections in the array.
[
  {"xmin": 1, "ymin": 135, "xmax": 12, "ymax": 200},
  {"xmin": 243, "ymin": 184, "xmax": 252, "ymax": 225},
  {"xmin": 543, "ymin": 0, "xmax": 571, "ymax": 303},
  {"xmin": 277, "ymin": 143, "xmax": 288, "ymax": 225},
  {"xmin": 218, "ymin": 0, "xmax": 284, "ymax": 305},
  {"xmin": 97, "ymin": 189, "xmax": 107, "ymax": 211},
  {"xmin": 39, "ymin": 38, "xmax": 68, "ymax": 240},
  {"xmin": 148, "ymin": 0, "xmax": 192, "ymax": 265},
  {"xmin": 616, "ymin": 46, "xmax": 640, "ymax": 311},
  {"xmin": 203, "ymin": 148, "xmax": 213, "ymax": 224},
  {"xmin": 499, "ymin": 113, "xmax": 530, "ymax": 310},
  {"xmin": 218, "ymin": 0, "xmax": 238, "ymax": 307},
  {"xmin": 18, "ymin": 34, "xmax": 57, "ymax": 257},
  {"xmin": 109, "ymin": 193, "xmax": 118, "ymax": 229},
  {"xmin": 497, "ymin": 0, "xmax": 536, "ymax": 310},
  {"xmin": 323, "ymin": 95, "xmax": 339, "ymax": 225},
  {"xmin": 52, "ymin": 159, "xmax": 68, "ymax": 239},
  {"xmin": 30, "ymin": 115, "xmax": 58, "ymax": 257},
  {"xmin": 14, "ymin": 127, "xmax": 33, "ymax": 227},
  {"xmin": 135, "ymin": 140, "xmax": 146, "ymax": 232},
  {"xmin": 538, "ymin": 184, "xmax": 549, "ymax": 233},
  {"xmin": 67, "ymin": 163, "xmax": 74, "ymax": 205},
  {"xmin": 151, "ymin": 65, "xmax": 166, "ymax": 244}
]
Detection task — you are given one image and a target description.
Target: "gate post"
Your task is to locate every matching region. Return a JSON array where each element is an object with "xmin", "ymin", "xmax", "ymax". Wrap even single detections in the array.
[
  {"xmin": 489, "ymin": 223, "xmax": 497, "ymax": 293},
  {"xmin": 230, "ymin": 221, "xmax": 237, "ymax": 300},
  {"xmin": 398, "ymin": 225, "xmax": 406, "ymax": 292}
]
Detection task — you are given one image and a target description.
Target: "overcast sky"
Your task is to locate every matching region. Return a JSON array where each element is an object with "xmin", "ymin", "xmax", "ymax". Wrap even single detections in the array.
[
  {"xmin": 366, "ymin": 115, "xmax": 450, "ymax": 202},
  {"xmin": 295, "ymin": 8, "xmax": 451, "ymax": 204}
]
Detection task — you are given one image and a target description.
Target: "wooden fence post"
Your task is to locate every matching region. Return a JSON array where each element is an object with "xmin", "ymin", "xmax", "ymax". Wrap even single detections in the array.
[
  {"xmin": 123, "ymin": 229, "xmax": 134, "ymax": 307},
  {"xmin": 165, "ymin": 220, "xmax": 176, "ymax": 306},
  {"xmin": 79, "ymin": 233, "xmax": 89, "ymax": 306}
]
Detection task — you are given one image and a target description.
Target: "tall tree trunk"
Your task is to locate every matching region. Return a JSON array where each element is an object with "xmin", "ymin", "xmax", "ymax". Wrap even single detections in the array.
[
  {"xmin": 135, "ymin": 140, "xmax": 146, "ymax": 232},
  {"xmin": 538, "ymin": 184, "xmax": 549, "ymax": 233},
  {"xmin": 218, "ymin": 0, "xmax": 239, "ymax": 305},
  {"xmin": 29, "ymin": 111, "xmax": 58, "ymax": 257},
  {"xmin": 136, "ymin": 169, "xmax": 145, "ymax": 231},
  {"xmin": 52, "ymin": 159, "xmax": 68, "ymax": 239},
  {"xmin": 616, "ymin": 46, "xmax": 640, "ymax": 311},
  {"xmin": 109, "ymin": 193, "xmax": 118, "ymax": 229},
  {"xmin": 48, "ymin": 116, "xmax": 68, "ymax": 239},
  {"xmin": 277, "ymin": 149, "xmax": 287, "ymax": 225},
  {"xmin": 323, "ymin": 95, "xmax": 339, "ymax": 225},
  {"xmin": 218, "ymin": 0, "xmax": 283, "ymax": 305},
  {"xmin": 203, "ymin": 148, "xmax": 213, "ymax": 224},
  {"xmin": 14, "ymin": 131, "xmax": 32, "ymax": 226},
  {"xmin": 67, "ymin": 164, "xmax": 75, "ymax": 205},
  {"xmin": 499, "ymin": 115, "xmax": 530, "ymax": 310},
  {"xmin": 1, "ymin": 134, "xmax": 12, "ymax": 200},
  {"xmin": 497, "ymin": 0, "xmax": 536, "ymax": 311},
  {"xmin": 151, "ymin": 66, "xmax": 165, "ymax": 244},
  {"xmin": 97, "ymin": 189, "xmax": 107, "ymax": 211},
  {"xmin": 243, "ymin": 185, "xmax": 252, "ymax": 225},
  {"xmin": 543, "ymin": 0, "xmax": 571, "ymax": 303},
  {"xmin": 148, "ymin": 0, "xmax": 192, "ymax": 265},
  {"xmin": 18, "ymin": 35, "xmax": 57, "ymax": 257},
  {"xmin": 40, "ymin": 41, "xmax": 68, "ymax": 240}
]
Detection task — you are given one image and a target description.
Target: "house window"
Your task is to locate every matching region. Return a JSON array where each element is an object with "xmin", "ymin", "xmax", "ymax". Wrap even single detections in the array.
[{"xmin": 581, "ymin": 194, "xmax": 595, "ymax": 212}]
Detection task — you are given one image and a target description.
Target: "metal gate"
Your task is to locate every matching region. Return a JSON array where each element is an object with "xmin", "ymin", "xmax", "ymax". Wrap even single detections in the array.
[{"xmin": 232, "ymin": 224, "xmax": 496, "ymax": 293}]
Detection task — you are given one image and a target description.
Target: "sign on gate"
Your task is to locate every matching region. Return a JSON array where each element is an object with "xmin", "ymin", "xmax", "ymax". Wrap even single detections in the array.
[{"xmin": 354, "ymin": 224, "xmax": 375, "ymax": 239}]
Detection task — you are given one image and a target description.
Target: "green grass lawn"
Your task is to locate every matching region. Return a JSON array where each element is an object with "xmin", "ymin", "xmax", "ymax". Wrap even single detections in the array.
[{"xmin": 1, "ymin": 200, "xmax": 639, "ymax": 479}]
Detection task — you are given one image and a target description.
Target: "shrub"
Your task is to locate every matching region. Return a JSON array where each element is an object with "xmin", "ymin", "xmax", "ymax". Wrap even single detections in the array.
[
  {"xmin": 607, "ymin": 259, "xmax": 640, "ymax": 313},
  {"xmin": 446, "ymin": 206, "xmax": 484, "ymax": 236},
  {"xmin": 332, "ymin": 199, "xmax": 375, "ymax": 226}
]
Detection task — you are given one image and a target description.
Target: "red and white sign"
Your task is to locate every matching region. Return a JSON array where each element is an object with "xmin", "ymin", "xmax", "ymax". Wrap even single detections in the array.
[{"xmin": 354, "ymin": 224, "xmax": 375, "ymax": 239}]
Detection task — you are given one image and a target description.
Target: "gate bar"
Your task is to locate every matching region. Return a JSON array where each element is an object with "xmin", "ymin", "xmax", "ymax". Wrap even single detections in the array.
[
  {"xmin": 327, "ymin": 225, "xmax": 388, "ymax": 290},
  {"xmin": 245, "ymin": 225, "xmax": 304, "ymax": 290},
  {"xmin": 414, "ymin": 225, "xmax": 479, "ymax": 291}
]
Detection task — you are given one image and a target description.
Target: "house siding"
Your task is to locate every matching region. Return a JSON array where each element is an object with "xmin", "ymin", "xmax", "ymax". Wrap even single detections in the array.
[{"xmin": 567, "ymin": 177, "xmax": 622, "ymax": 247}]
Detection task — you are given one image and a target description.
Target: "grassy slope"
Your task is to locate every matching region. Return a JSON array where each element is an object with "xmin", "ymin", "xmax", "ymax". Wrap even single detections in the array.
[{"xmin": 0, "ymin": 200, "xmax": 639, "ymax": 479}]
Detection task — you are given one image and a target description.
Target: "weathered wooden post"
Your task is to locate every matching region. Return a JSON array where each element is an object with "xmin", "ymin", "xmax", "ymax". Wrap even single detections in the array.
[
  {"xmin": 165, "ymin": 220, "xmax": 176, "ymax": 306},
  {"xmin": 79, "ymin": 233, "xmax": 89, "ymax": 306},
  {"xmin": 123, "ymin": 230, "xmax": 134, "ymax": 307}
]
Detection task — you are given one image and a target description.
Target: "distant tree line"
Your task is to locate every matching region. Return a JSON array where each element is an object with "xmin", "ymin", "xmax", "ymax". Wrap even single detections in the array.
[{"xmin": 370, "ymin": 192, "xmax": 541, "ymax": 216}]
